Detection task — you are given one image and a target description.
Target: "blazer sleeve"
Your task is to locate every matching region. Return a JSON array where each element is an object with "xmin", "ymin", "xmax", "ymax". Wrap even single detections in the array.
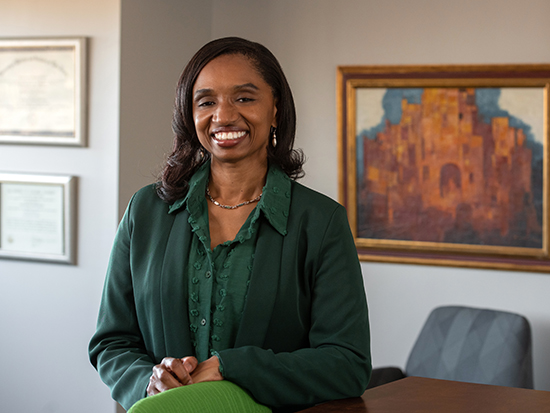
[
  {"xmin": 218, "ymin": 205, "xmax": 372, "ymax": 411},
  {"xmin": 88, "ymin": 194, "xmax": 154, "ymax": 411}
]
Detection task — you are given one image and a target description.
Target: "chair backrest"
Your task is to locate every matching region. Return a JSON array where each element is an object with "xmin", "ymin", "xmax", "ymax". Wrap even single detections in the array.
[
  {"xmin": 405, "ymin": 306, "xmax": 533, "ymax": 389},
  {"xmin": 127, "ymin": 381, "xmax": 272, "ymax": 413}
]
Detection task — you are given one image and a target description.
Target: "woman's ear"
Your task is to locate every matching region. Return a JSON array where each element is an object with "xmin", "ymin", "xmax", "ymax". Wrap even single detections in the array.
[{"xmin": 272, "ymin": 99, "xmax": 278, "ymax": 127}]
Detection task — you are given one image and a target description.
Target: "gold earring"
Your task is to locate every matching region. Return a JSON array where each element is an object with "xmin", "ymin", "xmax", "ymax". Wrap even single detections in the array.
[{"xmin": 271, "ymin": 127, "xmax": 277, "ymax": 148}]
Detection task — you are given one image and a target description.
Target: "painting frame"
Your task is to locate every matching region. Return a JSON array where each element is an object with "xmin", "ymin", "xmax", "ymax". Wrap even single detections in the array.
[
  {"xmin": 0, "ymin": 173, "xmax": 77, "ymax": 264},
  {"xmin": 0, "ymin": 37, "xmax": 87, "ymax": 146},
  {"xmin": 337, "ymin": 64, "xmax": 550, "ymax": 272}
]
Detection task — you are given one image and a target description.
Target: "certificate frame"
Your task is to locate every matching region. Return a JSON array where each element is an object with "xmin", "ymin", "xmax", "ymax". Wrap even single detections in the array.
[
  {"xmin": 337, "ymin": 64, "xmax": 550, "ymax": 272},
  {"xmin": 0, "ymin": 173, "xmax": 77, "ymax": 264},
  {"xmin": 0, "ymin": 37, "xmax": 87, "ymax": 146}
]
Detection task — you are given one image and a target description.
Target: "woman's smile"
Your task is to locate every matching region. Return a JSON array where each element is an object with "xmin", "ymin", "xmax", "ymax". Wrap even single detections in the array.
[
  {"xmin": 211, "ymin": 130, "xmax": 249, "ymax": 148},
  {"xmin": 213, "ymin": 131, "xmax": 247, "ymax": 141}
]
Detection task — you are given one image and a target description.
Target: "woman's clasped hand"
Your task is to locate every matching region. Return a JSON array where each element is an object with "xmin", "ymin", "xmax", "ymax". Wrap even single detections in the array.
[{"xmin": 147, "ymin": 356, "xmax": 223, "ymax": 395}]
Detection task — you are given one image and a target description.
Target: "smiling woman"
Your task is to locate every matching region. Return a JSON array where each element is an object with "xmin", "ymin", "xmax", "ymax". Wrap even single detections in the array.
[
  {"xmin": 192, "ymin": 54, "xmax": 277, "ymax": 169},
  {"xmin": 88, "ymin": 37, "xmax": 371, "ymax": 413}
]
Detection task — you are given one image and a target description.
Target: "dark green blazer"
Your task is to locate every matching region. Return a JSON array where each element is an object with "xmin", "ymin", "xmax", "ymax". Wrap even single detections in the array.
[{"xmin": 89, "ymin": 180, "xmax": 371, "ymax": 412}]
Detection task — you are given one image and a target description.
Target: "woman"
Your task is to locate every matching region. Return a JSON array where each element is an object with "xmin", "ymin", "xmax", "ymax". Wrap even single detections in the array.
[{"xmin": 89, "ymin": 37, "xmax": 371, "ymax": 412}]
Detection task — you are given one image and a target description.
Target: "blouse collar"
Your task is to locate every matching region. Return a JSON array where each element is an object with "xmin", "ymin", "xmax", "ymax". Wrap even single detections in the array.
[{"xmin": 168, "ymin": 160, "xmax": 291, "ymax": 236}]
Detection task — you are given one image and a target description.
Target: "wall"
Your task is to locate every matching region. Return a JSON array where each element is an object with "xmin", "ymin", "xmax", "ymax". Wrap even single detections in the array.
[
  {"xmin": 2, "ymin": 1, "xmax": 550, "ymax": 413},
  {"xmin": 119, "ymin": 0, "xmax": 212, "ymax": 216},
  {"xmin": 210, "ymin": 0, "xmax": 550, "ymax": 391},
  {"xmin": 0, "ymin": 1, "xmax": 121, "ymax": 412}
]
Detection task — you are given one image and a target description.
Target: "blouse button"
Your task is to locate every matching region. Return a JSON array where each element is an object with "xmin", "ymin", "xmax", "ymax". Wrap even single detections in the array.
[
  {"xmin": 200, "ymin": 318, "xmax": 207, "ymax": 326},
  {"xmin": 205, "ymin": 271, "xmax": 212, "ymax": 278}
]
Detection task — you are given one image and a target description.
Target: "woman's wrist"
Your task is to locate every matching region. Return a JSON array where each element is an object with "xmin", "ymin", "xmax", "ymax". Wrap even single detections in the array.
[{"xmin": 191, "ymin": 355, "xmax": 224, "ymax": 383}]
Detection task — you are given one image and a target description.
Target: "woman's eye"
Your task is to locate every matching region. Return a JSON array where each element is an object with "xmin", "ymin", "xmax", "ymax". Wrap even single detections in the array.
[
  {"xmin": 237, "ymin": 97, "xmax": 254, "ymax": 103},
  {"xmin": 197, "ymin": 100, "xmax": 214, "ymax": 107}
]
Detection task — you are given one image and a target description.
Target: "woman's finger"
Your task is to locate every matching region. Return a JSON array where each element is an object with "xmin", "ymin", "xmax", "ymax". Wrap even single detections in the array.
[
  {"xmin": 147, "ymin": 374, "xmax": 161, "ymax": 396},
  {"xmin": 181, "ymin": 356, "xmax": 199, "ymax": 375},
  {"xmin": 146, "ymin": 356, "xmax": 199, "ymax": 396},
  {"xmin": 163, "ymin": 356, "xmax": 196, "ymax": 385},
  {"xmin": 148, "ymin": 358, "xmax": 185, "ymax": 395}
]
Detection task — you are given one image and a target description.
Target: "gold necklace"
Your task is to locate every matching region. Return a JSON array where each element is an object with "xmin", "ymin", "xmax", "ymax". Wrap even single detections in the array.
[{"xmin": 206, "ymin": 186, "xmax": 262, "ymax": 210}]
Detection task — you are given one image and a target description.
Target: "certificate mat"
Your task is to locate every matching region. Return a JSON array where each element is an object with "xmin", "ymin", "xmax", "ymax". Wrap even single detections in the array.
[
  {"xmin": 0, "ymin": 37, "xmax": 87, "ymax": 146},
  {"xmin": 1, "ymin": 183, "xmax": 64, "ymax": 255},
  {"xmin": 0, "ymin": 173, "xmax": 77, "ymax": 264}
]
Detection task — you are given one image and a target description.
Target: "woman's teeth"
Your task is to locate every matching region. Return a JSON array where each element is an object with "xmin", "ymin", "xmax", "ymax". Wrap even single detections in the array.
[{"xmin": 214, "ymin": 131, "xmax": 247, "ymax": 141}]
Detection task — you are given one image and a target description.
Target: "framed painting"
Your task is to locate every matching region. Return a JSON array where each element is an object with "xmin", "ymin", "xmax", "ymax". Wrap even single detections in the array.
[
  {"xmin": 337, "ymin": 64, "xmax": 550, "ymax": 272},
  {"xmin": 0, "ymin": 37, "xmax": 87, "ymax": 146}
]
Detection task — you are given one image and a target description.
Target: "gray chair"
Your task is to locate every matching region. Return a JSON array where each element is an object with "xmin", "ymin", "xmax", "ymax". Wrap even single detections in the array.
[{"xmin": 368, "ymin": 306, "xmax": 533, "ymax": 389}]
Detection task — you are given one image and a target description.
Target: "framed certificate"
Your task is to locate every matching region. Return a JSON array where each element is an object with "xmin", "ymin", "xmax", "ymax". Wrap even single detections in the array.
[
  {"xmin": 0, "ymin": 173, "xmax": 77, "ymax": 264},
  {"xmin": 0, "ymin": 37, "xmax": 87, "ymax": 146}
]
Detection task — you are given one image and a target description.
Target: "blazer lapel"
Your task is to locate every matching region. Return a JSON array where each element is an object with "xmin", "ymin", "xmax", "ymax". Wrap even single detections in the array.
[
  {"xmin": 160, "ymin": 209, "xmax": 195, "ymax": 357},
  {"xmin": 235, "ymin": 222, "xmax": 283, "ymax": 347}
]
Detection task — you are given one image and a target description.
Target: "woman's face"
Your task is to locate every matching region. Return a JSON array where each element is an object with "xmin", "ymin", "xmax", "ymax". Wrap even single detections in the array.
[{"xmin": 192, "ymin": 54, "xmax": 277, "ymax": 167}]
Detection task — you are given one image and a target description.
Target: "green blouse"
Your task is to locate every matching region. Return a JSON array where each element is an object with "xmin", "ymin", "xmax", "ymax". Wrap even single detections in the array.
[{"xmin": 183, "ymin": 161, "xmax": 290, "ymax": 362}]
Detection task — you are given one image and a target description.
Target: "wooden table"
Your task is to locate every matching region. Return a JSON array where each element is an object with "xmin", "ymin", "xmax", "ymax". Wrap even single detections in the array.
[{"xmin": 300, "ymin": 377, "xmax": 550, "ymax": 412}]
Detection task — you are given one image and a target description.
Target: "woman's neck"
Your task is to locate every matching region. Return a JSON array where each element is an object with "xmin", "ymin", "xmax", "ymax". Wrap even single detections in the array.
[{"xmin": 208, "ymin": 159, "xmax": 268, "ymax": 205}]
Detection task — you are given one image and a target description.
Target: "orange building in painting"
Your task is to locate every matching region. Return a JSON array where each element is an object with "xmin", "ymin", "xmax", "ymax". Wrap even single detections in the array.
[{"xmin": 359, "ymin": 88, "xmax": 541, "ymax": 247}]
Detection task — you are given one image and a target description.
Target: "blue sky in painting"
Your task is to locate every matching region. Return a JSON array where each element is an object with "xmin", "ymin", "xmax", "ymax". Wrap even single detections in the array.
[
  {"xmin": 358, "ymin": 88, "xmax": 537, "ymax": 142},
  {"xmin": 355, "ymin": 87, "xmax": 544, "ymax": 179}
]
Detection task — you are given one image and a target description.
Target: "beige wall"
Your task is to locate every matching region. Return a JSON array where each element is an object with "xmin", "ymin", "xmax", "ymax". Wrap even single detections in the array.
[
  {"xmin": 1, "ymin": 1, "xmax": 550, "ymax": 413},
  {"xmin": 119, "ymin": 0, "xmax": 212, "ymax": 217},
  {"xmin": 0, "ymin": 1, "xmax": 121, "ymax": 412}
]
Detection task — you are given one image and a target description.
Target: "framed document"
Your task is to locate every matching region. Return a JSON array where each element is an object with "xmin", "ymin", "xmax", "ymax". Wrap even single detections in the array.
[
  {"xmin": 0, "ymin": 173, "xmax": 77, "ymax": 264},
  {"xmin": 0, "ymin": 37, "xmax": 87, "ymax": 146}
]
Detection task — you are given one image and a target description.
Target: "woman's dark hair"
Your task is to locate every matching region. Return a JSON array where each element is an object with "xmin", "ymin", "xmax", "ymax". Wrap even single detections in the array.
[{"xmin": 157, "ymin": 37, "xmax": 305, "ymax": 204}]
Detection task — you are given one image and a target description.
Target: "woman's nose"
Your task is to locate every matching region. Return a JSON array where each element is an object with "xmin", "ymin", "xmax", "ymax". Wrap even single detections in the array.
[{"xmin": 213, "ymin": 100, "xmax": 238, "ymax": 124}]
